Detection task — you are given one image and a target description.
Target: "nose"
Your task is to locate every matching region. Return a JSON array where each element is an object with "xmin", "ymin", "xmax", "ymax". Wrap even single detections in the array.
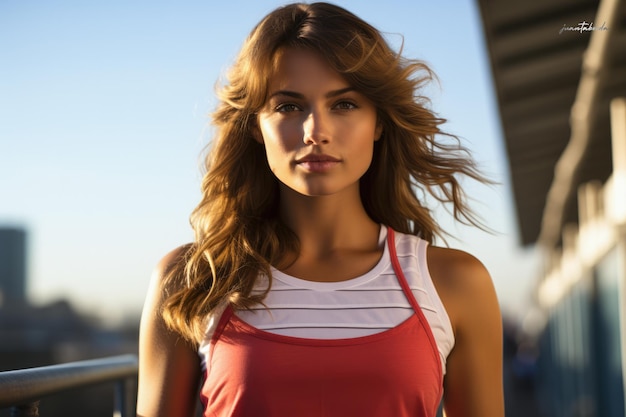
[{"xmin": 302, "ymin": 109, "xmax": 330, "ymax": 145}]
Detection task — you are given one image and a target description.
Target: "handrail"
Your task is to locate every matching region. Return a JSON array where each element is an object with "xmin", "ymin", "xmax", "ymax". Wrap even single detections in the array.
[{"xmin": 0, "ymin": 354, "xmax": 138, "ymax": 416}]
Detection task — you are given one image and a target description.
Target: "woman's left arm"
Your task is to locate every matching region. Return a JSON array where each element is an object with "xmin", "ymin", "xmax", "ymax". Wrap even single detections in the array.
[{"xmin": 428, "ymin": 247, "xmax": 504, "ymax": 417}]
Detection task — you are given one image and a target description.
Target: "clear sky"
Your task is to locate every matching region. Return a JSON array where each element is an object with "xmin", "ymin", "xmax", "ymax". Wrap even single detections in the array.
[{"xmin": 0, "ymin": 0, "xmax": 540, "ymax": 324}]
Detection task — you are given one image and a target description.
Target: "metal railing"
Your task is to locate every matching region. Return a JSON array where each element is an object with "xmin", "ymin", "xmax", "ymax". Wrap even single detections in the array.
[{"xmin": 0, "ymin": 354, "xmax": 138, "ymax": 416}]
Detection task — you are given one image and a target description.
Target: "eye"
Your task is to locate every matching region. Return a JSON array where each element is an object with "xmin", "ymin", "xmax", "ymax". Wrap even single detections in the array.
[
  {"xmin": 334, "ymin": 101, "xmax": 357, "ymax": 110},
  {"xmin": 275, "ymin": 103, "xmax": 301, "ymax": 113}
]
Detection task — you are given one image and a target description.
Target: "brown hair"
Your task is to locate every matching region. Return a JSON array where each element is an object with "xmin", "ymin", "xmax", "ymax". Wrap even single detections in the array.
[{"xmin": 162, "ymin": 2, "xmax": 488, "ymax": 343}]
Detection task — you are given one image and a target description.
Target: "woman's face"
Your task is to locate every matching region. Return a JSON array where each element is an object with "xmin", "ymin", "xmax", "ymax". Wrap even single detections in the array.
[{"xmin": 256, "ymin": 48, "xmax": 382, "ymax": 198}]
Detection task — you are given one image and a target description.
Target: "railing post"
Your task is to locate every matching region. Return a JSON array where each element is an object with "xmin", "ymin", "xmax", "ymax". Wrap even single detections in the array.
[
  {"xmin": 10, "ymin": 401, "xmax": 39, "ymax": 417},
  {"xmin": 114, "ymin": 376, "xmax": 136, "ymax": 417}
]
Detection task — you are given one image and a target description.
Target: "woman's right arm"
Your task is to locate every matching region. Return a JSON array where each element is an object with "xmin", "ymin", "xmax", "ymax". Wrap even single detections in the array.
[{"xmin": 137, "ymin": 247, "xmax": 202, "ymax": 417}]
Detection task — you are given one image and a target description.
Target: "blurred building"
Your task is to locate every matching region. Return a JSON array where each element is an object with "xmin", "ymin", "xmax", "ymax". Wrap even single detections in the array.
[
  {"xmin": 0, "ymin": 298, "xmax": 140, "ymax": 417},
  {"xmin": 477, "ymin": 0, "xmax": 626, "ymax": 416},
  {"xmin": 0, "ymin": 227, "xmax": 27, "ymax": 306},
  {"xmin": 0, "ymin": 226, "xmax": 139, "ymax": 416}
]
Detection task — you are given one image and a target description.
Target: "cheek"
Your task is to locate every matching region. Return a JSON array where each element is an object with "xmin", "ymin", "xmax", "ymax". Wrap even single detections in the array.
[
  {"xmin": 259, "ymin": 126, "xmax": 292, "ymax": 172},
  {"xmin": 260, "ymin": 120, "xmax": 301, "ymax": 153},
  {"xmin": 350, "ymin": 122, "xmax": 379, "ymax": 149},
  {"xmin": 264, "ymin": 147, "xmax": 286, "ymax": 174}
]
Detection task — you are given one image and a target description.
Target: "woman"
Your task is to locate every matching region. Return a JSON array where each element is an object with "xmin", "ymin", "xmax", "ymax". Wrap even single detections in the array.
[{"xmin": 137, "ymin": 3, "xmax": 504, "ymax": 416}]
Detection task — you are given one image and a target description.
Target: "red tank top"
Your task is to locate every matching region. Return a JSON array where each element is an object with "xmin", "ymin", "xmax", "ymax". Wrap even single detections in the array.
[{"xmin": 200, "ymin": 228, "xmax": 443, "ymax": 416}]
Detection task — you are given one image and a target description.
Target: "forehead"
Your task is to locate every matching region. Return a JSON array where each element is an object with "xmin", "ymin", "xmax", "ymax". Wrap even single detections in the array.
[{"xmin": 268, "ymin": 48, "xmax": 349, "ymax": 91}]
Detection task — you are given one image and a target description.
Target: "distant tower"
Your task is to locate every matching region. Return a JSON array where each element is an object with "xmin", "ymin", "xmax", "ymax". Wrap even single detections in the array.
[{"xmin": 0, "ymin": 227, "xmax": 27, "ymax": 306}]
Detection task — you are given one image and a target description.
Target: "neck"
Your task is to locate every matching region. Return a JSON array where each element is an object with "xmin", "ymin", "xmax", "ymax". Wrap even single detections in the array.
[{"xmin": 278, "ymin": 185, "xmax": 380, "ymax": 260}]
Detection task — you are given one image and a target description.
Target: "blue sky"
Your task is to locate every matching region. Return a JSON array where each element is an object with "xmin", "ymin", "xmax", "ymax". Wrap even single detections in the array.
[{"xmin": 0, "ymin": 0, "xmax": 540, "ymax": 323}]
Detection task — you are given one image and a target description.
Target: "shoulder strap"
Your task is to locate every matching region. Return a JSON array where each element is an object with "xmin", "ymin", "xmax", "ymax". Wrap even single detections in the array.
[
  {"xmin": 387, "ymin": 228, "xmax": 444, "ymax": 385},
  {"xmin": 386, "ymin": 228, "xmax": 421, "ymax": 314},
  {"xmin": 211, "ymin": 304, "xmax": 234, "ymax": 344}
]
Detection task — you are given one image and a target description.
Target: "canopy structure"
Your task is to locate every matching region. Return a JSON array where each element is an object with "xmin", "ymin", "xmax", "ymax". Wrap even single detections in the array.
[{"xmin": 476, "ymin": 0, "xmax": 626, "ymax": 247}]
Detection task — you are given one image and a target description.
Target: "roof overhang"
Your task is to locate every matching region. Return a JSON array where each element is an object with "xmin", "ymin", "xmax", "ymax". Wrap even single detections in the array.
[{"xmin": 476, "ymin": 0, "xmax": 626, "ymax": 246}]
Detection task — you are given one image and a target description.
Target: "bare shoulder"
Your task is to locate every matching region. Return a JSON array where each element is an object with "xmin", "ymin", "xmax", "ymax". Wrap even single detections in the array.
[
  {"xmin": 137, "ymin": 244, "xmax": 201, "ymax": 417},
  {"xmin": 426, "ymin": 246, "xmax": 499, "ymax": 333},
  {"xmin": 138, "ymin": 245, "xmax": 190, "ymax": 353},
  {"xmin": 150, "ymin": 244, "xmax": 193, "ymax": 292},
  {"xmin": 139, "ymin": 245, "xmax": 192, "ymax": 328},
  {"xmin": 426, "ymin": 246, "xmax": 493, "ymax": 296},
  {"xmin": 427, "ymin": 246, "xmax": 504, "ymax": 416}
]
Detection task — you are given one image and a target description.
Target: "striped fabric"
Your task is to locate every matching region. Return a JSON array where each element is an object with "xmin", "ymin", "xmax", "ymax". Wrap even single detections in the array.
[{"xmin": 199, "ymin": 226, "xmax": 455, "ymax": 373}]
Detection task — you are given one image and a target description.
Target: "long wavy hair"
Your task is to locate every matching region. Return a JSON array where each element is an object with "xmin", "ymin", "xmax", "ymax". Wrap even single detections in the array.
[{"xmin": 163, "ymin": 2, "xmax": 488, "ymax": 343}]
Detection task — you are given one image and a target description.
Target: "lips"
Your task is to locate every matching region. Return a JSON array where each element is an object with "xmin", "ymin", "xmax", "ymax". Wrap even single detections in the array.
[
  {"xmin": 295, "ymin": 153, "xmax": 341, "ymax": 172},
  {"xmin": 295, "ymin": 154, "xmax": 341, "ymax": 163}
]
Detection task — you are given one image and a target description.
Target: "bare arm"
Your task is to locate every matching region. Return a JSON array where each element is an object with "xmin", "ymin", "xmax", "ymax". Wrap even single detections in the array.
[
  {"xmin": 428, "ymin": 247, "xmax": 504, "ymax": 417},
  {"xmin": 137, "ymin": 247, "xmax": 202, "ymax": 417}
]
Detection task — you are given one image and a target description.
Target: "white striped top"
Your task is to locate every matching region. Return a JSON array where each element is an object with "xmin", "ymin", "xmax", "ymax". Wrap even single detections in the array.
[{"xmin": 199, "ymin": 226, "xmax": 455, "ymax": 374}]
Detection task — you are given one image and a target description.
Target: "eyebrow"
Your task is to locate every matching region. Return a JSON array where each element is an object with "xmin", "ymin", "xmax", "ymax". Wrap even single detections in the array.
[{"xmin": 268, "ymin": 87, "xmax": 356, "ymax": 100}]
